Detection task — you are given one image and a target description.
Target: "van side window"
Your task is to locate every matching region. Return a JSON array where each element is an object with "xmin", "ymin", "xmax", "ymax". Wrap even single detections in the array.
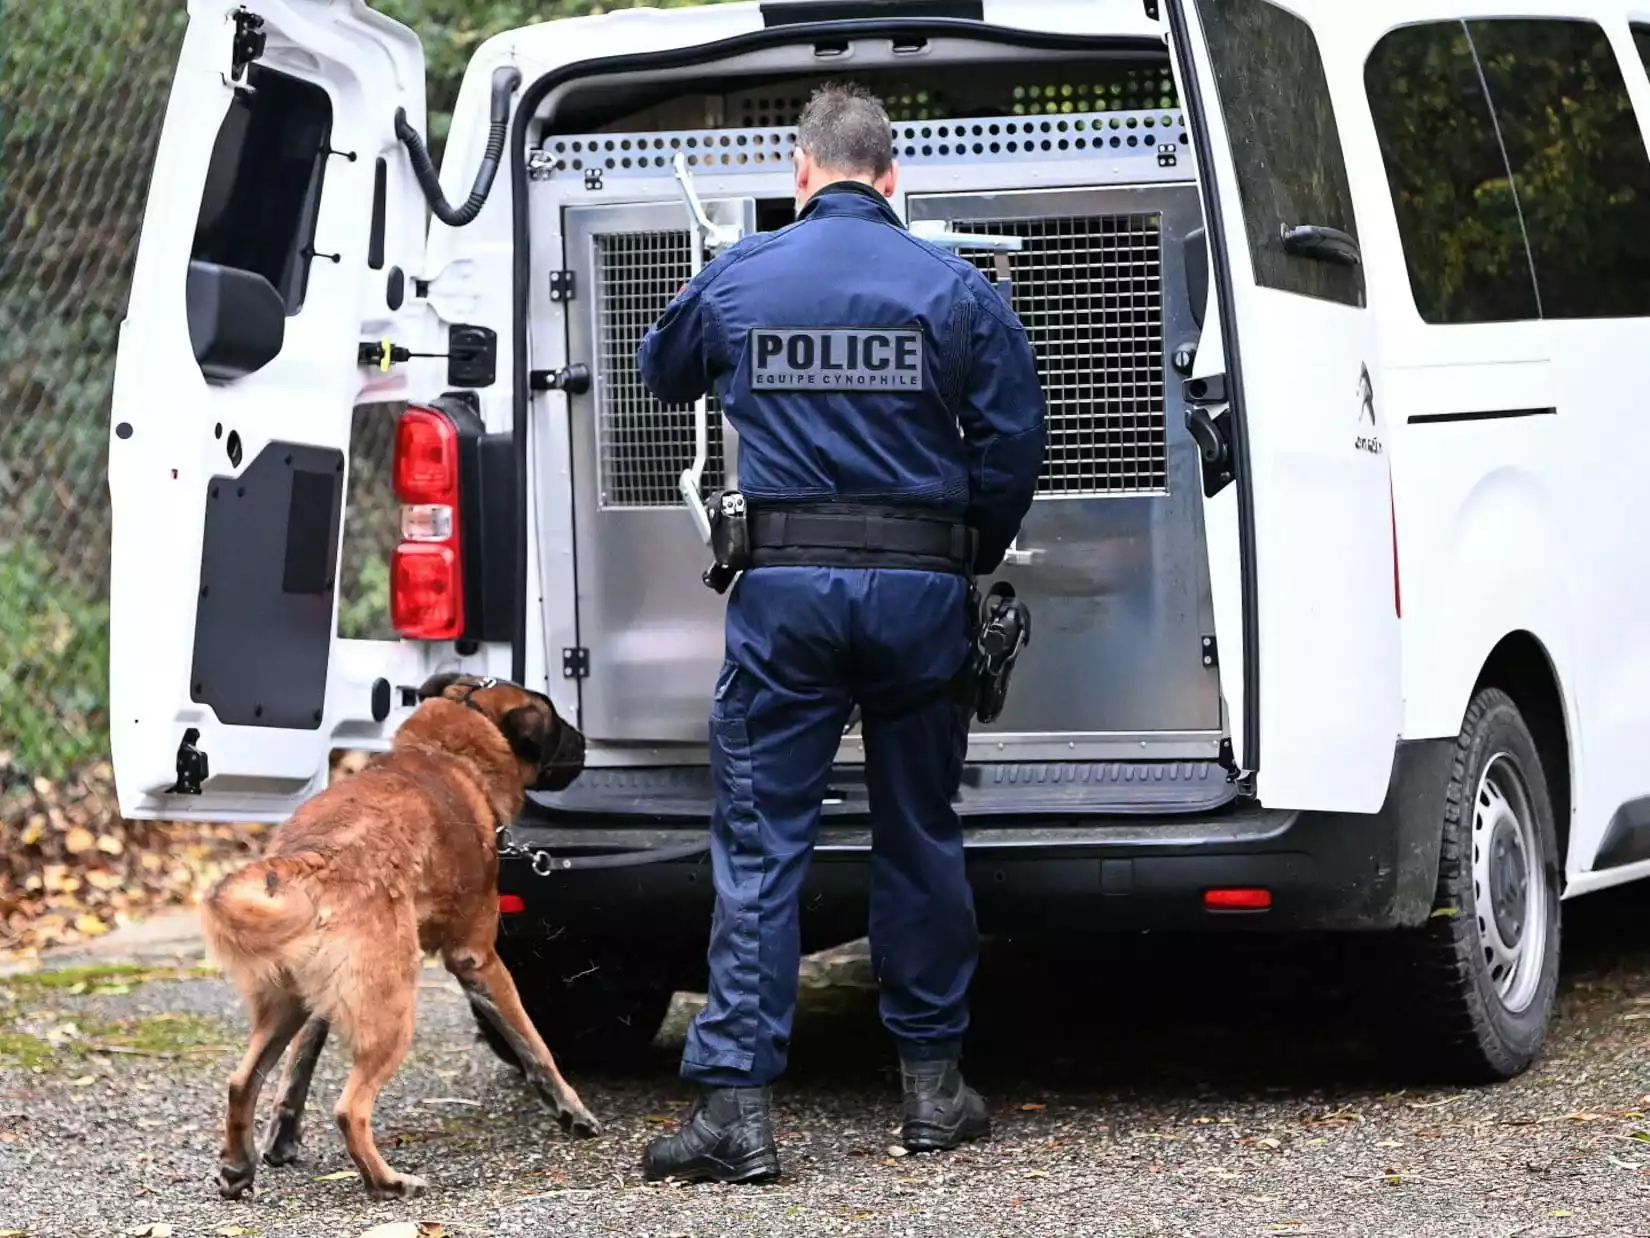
[
  {"xmin": 1364, "ymin": 23, "xmax": 1540, "ymax": 324},
  {"xmin": 1475, "ymin": 19, "xmax": 1650, "ymax": 320},
  {"xmin": 1196, "ymin": 0, "xmax": 1364, "ymax": 308},
  {"xmin": 1367, "ymin": 19, "xmax": 1650, "ymax": 324},
  {"xmin": 192, "ymin": 66, "xmax": 333, "ymax": 316}
]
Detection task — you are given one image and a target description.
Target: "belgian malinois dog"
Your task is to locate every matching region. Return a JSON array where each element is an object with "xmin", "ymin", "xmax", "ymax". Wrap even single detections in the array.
[{"xmin": 200, "ymin": 673, "xmax": 598, "ymax": 1199}]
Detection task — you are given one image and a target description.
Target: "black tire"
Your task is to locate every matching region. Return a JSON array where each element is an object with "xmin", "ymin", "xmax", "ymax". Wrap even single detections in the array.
[
  {"xmin": 474, "ymin": 937, "xmax": 679, "ymax": 1073},
  {"xmin": 1390, "ymin": 687, "xmax": 1562, "ymax": 1083}
]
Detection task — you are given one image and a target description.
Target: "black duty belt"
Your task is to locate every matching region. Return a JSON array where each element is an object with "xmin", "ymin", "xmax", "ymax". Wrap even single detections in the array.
[
  {"xmin": 702, "ymin": 492, "xmax": 974, "ymax": 592},
  {"xmin": 749, "ymin": 503, "xmax": 973, "ymax": 573}
]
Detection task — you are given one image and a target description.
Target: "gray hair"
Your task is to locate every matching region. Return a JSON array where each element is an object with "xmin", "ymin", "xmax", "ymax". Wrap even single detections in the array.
[{"xmin": 796, "ymin": 83, "xmax": 895, "ymax": 178}]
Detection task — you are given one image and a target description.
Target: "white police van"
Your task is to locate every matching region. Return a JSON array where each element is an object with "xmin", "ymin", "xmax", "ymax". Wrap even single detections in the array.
[{"xmin": 109, "ymin": 0, "xmax": 1650, "ymax": 1075}]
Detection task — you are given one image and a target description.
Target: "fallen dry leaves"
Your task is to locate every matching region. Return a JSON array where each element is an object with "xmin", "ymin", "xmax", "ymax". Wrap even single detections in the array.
[{"xmin": 0, "ymin": 750, "xmax": 373, "ymax": 956}]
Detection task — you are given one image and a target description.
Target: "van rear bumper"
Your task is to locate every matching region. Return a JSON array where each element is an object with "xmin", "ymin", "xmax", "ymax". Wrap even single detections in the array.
[{"xmin": 498, "ymin": 740, "xmax": 1452, "ymax": 946}]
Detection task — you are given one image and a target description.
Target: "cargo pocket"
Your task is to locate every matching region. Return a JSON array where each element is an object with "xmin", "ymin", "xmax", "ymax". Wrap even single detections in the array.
[
  {"xmin": 709, "ymin": 661, "xmax": 757, "ymax": 835},
  {"xmin": 686, "ymin": 659, "xmax": 763, "ymax": 1074}
]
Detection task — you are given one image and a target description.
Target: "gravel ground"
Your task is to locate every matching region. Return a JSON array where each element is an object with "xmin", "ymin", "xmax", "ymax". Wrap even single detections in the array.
[{"xmin": 5, "ymin": 892, "xmax": 1650, "ymax": 1238}]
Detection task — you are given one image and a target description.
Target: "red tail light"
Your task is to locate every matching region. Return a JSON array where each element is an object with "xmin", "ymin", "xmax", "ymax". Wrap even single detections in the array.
[
  {"xmin": 390, "ymin": 405, "xmax": 464, "ymax": 641},
  {"xmin": 392, "ymin": 543, "xmax": 463, "ymax": 638},
  {"xmin": 1204, "ymin": 887, "xmax": 1272, "ymax": 911},
  {"xmin": 498, "ymin": 894, "xmax": 526, "ymax": 915},
  {"xmin": 395, "ymin": 408, "xmax": 460, "ymax": 504}
]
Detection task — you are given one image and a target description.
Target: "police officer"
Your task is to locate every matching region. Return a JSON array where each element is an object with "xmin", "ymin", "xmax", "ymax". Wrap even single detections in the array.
[{"xmin": 636, "ymin": 83, "xmax": 1047, "ymax": 1184}]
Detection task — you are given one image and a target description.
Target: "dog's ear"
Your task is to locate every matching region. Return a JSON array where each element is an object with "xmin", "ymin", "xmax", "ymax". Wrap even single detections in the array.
[
  {"xmin": 416, "ymin": 673, "xmax": 466, "ymax": 701},
  {"xmin": 500, "ymin": 705, "xmax": 551, "ymax": 764}
]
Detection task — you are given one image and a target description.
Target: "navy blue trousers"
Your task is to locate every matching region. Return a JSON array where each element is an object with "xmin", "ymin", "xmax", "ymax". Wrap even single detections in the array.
[{"xmin": 681, "ymin": 566, "xmax": 978, "ymax": 1087}]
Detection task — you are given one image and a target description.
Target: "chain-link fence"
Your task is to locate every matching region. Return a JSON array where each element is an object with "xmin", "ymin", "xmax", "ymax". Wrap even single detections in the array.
[
  {"xmin": 0, "ymin": 2, "xmax": 408, "ymax": 785},
  {"xmin": 2, "ymin": 2, "xmax": 188, "ymax": 782}
]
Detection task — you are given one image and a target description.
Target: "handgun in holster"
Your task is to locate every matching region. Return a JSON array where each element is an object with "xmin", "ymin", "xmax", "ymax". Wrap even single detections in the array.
[
  {"xmin": 701, "ymin": 490, "xmax": 753, "ymax": 595},
  {"xmin": 970, "ymin": 580, "xmax": 1031, "ymax": 724}
]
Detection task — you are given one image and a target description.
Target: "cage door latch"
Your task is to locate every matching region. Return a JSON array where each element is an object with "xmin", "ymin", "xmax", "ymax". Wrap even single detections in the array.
[{"xmin": 908, "ymin": 220, "xmax": 1023, "ymax": 306}]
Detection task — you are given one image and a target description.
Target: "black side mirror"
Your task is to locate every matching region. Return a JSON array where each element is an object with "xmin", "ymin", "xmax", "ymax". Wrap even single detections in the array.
[{"xmin": 186, "ymin": 259, "xmax": 285, "ymax": 383}]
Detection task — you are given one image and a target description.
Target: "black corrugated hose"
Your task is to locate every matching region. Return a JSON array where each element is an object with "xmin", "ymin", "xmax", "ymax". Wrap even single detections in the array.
[{"xmin": 395, "ymin": 65, "xmax": 523, "ymax": 228}]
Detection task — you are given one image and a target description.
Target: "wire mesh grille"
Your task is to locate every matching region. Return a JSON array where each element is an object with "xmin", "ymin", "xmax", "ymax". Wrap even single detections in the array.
[
  {"xmin": 593, "ymin": 231, "xmax": 726, "ymax": 508},
  {"xmin": 953, "ymin": 214, "xmax": 1168, "ymax": 497}
]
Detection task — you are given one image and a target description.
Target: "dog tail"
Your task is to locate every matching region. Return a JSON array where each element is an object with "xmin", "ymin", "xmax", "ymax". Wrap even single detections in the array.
[{"xmin": 199, "ymin": 857, "xmax": 318, "ymax": 969}]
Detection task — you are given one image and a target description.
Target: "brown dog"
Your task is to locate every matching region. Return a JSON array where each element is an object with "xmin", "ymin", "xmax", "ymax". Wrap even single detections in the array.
[{"xmin": 200, "ymin": 673, "xmax": 599, "ymax": 1200}]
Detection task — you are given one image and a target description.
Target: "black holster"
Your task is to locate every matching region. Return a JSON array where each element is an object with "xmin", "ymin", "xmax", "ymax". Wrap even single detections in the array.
[
  {"xmin": 968, "ymin": 580, "xmax": 1031, "ymax": 724},
  {"xmin": 702, "ymin": 490, "xmax": 753, "ymax": 595}
]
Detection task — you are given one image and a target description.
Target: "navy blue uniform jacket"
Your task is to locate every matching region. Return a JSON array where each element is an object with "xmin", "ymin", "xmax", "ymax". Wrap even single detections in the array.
[{"xmin": 635, "ymin": 181, "xmax": 1047, "ymax": 575}]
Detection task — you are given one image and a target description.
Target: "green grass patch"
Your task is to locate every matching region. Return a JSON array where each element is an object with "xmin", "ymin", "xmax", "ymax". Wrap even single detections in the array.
[
  {"xmin": 0, "ymin": 963, "xmax": 215, "ymax": 998},
  {"xmin": 95, "ymin": 1011, "xmax": 226, "ymax": 1054},
  {"xmin": 0, "ymin": 965, "xmax": 228, "ymax": 1073},
  {"xmin": 2, "ymin": 962, "xmax": 150, "ymax": 992},
  {"xmin": 0, "ymin": 1011, "xmax": 229, "ymax": 1072},
  {"xmin": 0, "ymin": 1030, "xmax": 59, "ymax": 1070}
]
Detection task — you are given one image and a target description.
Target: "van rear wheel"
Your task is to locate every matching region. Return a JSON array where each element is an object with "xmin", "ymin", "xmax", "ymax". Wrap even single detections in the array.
[
  {"xmin": 1390, "ymin": 688, "xmax": 1561, "ymax": 1082},
  {"xmin": 473, "ymin": 937, "xmax": 678, "ymax": 1073}
]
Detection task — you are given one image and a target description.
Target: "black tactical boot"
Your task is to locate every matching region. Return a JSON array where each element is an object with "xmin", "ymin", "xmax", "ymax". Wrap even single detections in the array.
[
  {"xmin": 641, "ymin": 1086, "xmax": 780, "ymax": 1184},
  {"xmin": 900, "ymin": 1058, "xmax": 991, "ymax": 1152}
]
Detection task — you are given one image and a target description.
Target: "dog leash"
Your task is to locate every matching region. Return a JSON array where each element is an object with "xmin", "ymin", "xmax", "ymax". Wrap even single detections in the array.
[{"xmin": 494, "ymin": 822, "xmax": 711, "ymax": 876}]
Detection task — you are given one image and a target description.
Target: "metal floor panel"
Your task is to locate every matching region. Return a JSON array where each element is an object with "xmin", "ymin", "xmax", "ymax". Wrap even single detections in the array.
[{"xmin": 526, "ymin": 760, "xmax": 1238, "ymax": 822}]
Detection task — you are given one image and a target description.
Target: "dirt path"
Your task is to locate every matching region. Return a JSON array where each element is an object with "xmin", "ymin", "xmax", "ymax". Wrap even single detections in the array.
[{"xmin": 5, "ymin": 895, "xmax": 1650, "ymax": 1237}]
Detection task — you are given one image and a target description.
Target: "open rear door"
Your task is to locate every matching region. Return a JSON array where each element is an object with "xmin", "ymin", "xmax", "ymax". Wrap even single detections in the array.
[
  {"xmin": 1165, "ymin": 0, "xmax": 1400, "ymax": 812},
  {"xmin": 109, "ymin": 1, "xmax": 432, "ymax": 821}
]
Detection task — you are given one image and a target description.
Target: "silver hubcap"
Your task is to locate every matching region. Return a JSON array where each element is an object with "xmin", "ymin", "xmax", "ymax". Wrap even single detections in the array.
[{"xmin": 1471, "ymin": 752, "xmax": 1548, "ymax": 1014}]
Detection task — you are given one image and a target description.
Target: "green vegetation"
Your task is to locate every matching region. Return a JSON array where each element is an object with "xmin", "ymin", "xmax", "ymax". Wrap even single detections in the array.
[
  {"xmin": 0, "ymin": 963, "xmax": 213, "ymax": 996},
  {"xmin": 0, "ymin": 964, "xmax": 228, "ymax": 1071},
  {"xmin": 0, "ymin": 1011, "xmax": 228, "ymax": 1072},
  {"xmin": 2, "ymin": 963, "xmax": 150, "ymax": 994},
  {"xmin": 0, "ymin": 540, "xmax": 111, "ymax": 780}
]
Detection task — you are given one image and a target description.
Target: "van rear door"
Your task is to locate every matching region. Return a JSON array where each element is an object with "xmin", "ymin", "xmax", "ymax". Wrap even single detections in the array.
[
  {"xmin": 1166, "ymin": 0, "xmax": 1401, "ymax": 812},
  {"xmin": 108, "ymin": 1, "xmax": 431, "ymax": 821}
]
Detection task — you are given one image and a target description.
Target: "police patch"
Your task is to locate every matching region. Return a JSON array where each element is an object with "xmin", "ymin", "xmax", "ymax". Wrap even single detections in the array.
[{"xmin": 749, "ymin": 327, "xmax": 925, "ymax": 391}]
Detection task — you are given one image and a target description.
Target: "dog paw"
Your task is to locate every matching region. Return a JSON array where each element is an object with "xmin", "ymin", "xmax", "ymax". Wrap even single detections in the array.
[
  {"xmin": 558, "ymin": 1106, "xmax": 601, "ymax": 1139},
  {"xmin": 367, "ymin": 1172, "xmax": 427, "ymax": 1200},
  {"xmin": 259, "ymin": 1119, "xmax": 304, "ymax": 1167},
  {"xmin": 535, "ymin": 1080, "xmax": 600, "ymax": 1138},
  {"xmin": 260, "ymin": 1134, "xmax": 303, "ymax": 1167},
  {"xmin": 218, "ymin": 1160, "xmax": 256, "ymax": 1200}
]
